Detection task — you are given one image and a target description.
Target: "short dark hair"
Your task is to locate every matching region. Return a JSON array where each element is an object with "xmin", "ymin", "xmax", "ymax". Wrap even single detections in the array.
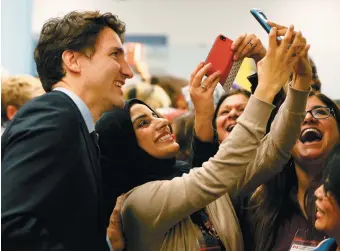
[{"xmin": 34, "ymin": 11, "xmax": 126, "ymax": 92}]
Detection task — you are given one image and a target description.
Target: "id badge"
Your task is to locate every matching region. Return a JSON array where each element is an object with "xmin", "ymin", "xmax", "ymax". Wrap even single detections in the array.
[{"xmin": 288, "ymin": 229, "xmax": 319, "ymax": 251}]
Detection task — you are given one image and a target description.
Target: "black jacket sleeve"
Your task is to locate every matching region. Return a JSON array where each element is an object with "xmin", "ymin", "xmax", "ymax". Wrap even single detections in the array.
[
  {"xmin": 189, "ymin": 132, "xmax": 219, "ymax": 168},
  {"xmin": 1, "ymin": 97, "xmax": 82, "ymax": 251},
  {"xmin": 248, "ymin": 73, "xmax": 259, "ymax": 94}
]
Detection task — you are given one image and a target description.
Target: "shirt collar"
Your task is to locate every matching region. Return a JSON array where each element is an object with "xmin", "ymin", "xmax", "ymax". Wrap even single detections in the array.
[{"xmin": 53, "ymin": 87, "xmax": 94, "ymax": 133}]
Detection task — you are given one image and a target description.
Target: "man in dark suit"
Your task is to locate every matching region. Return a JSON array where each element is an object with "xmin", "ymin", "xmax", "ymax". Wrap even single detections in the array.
[{"xmin": 1, "ymin": 11, "xmax": 133, "ymax": 251}]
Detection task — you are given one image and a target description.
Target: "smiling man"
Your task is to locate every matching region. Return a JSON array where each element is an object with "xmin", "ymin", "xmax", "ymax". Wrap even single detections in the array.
[{"xmin": 1, "ymin": 11, "xmax": 133, "ymax": 251}]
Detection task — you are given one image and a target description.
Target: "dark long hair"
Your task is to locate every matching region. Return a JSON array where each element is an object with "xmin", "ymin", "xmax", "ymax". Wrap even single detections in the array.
[
  {"xmin": 323, "ymin": 144, "xmax": 340, "ymax": 205},
  {"xmin": 247, "ymin": 91, "xmax": 340, "ymax": 251}
]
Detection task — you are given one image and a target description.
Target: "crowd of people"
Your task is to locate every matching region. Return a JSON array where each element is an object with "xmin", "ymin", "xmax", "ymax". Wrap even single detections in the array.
[{"xmin": 1, "ymin": 10, "xmax": 340, "ymax": 251}]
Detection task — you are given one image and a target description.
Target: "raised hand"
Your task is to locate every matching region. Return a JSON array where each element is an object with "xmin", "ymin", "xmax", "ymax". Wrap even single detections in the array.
[
  {"xmin": 107, "ymin": 194, "xmax": 126, "ymax": 251},
  {"xmin": 189, "ymin": 62, "xmax": 220, "ymax": 142},
  {"xmin": 231, "ymin": 33, "xmax": 267, "ymax": 64},
  {"xmin": 190, "ymin": 62, "xmax": 221, "ymax": 118},
  {"xmin": 267, "ymin": 20, "xmax": 312, "ymax": 91},
  {"xmin": 255, "ymin": 25, "xmax": 311, "ymax": 103}
]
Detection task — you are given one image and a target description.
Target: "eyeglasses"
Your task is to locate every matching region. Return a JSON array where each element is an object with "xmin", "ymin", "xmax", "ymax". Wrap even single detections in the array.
[{"xmin": 305, "ymin": 107, "xmax": 335, "ymax": 120}]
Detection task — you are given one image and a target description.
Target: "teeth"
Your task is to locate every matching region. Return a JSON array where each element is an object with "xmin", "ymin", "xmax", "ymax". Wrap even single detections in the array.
[
  {"xmin": 300, "ymin": 128, "xmax": 322, "ymax": 143},
  {"xmin": 302, "ymin": 128, "xmax": 321, "ymax": 137},
  {"xmin": 158, "ymin": 134, "xmax": 171, "ymax": 142},
  {"xmin": 114, "ymin": 81, "xmax": 122, "ymax": 88}
]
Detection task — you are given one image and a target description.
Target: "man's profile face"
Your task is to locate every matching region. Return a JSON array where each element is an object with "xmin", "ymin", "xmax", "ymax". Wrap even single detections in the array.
[{"xmin": 80, "ymin": 27, "xmax": 133, "ymax": 110}]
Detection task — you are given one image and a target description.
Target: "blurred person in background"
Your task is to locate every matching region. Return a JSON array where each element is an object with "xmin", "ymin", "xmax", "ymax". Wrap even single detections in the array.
[
  {"xmin": 172, "ymin": 111, "xmax": 195, "ymax": 161},
  {"xmin": 1, "ymin": 75, "xmax": 45, "ymax": 134},
  {"xmin": 1, "ymin": 10, "xmax": 133, "ymax": 251},
  {"xmin": 314, "ymin": 145, "xmax": 340, "ymax": 251},
  {"xmin": 309, "ymin": 57, "xmax": 322, "ymax": 92},
  {"xmin": 156, "ymin": 106, "xmax": 187, "ymax": 123},
  {"xmin": 122, "ymin": 59, "xmax": 173, "ymax": 110},
  {"xmin": 151, "ymin": 75, "xmax": 190, "ymax": 127},
  {"xmin": 150, "ymin": 75, "xmax": 188, "ymax": 109},
  {"xmin": 123, "ymin": 81, "xmax": 172, "ymax": 109}
]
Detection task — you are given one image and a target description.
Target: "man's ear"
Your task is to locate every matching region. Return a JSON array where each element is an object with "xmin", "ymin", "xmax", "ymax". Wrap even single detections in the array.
[
  {"xmin": 61, "ymin": 50, "xmax": 82, "ymax": 73},
  {"xmin": 6, "ymin": 105, "xmax": 18, "ymax": 121}
]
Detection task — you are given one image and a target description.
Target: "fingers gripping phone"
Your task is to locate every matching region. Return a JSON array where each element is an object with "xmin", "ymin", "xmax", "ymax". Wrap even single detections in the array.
[
  {"xmin": 205, "ymin": 35, "xmax": 243, "ymax": 93},
  {"xmin": 250, "ymin": 8, "xmax": 272, "ymax": 33},
  {"xmin": 250, "ymin": 8, "xmax": 282, "ymax": 40}
]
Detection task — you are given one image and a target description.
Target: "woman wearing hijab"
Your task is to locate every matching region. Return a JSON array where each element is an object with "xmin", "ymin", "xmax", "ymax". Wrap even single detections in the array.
[{"xmin": 96, "ymin": 26, "xmax": 310, "ymax": 251}]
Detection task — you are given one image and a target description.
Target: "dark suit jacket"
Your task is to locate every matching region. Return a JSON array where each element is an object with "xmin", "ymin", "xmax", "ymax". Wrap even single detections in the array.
[{"xmin": 1, "ymin": 91, "xmax": 109, "ymax": 251}]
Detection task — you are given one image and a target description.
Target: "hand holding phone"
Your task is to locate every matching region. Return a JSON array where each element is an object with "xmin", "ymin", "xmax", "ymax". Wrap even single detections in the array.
[
  {"xmin": 250, "ymin": 8, "xmax": 282, "ymax": 40},
  {"xmin": 264, "ymin": 21, "xmax": 312, "ymax": 89},
  {"xmin": 256, "ymin": 25, "xmax": 310, "ymax": 102},
  {"xmin": 205, "ymin": 35, "xmax": 243, "ymax": 93},
  {"xmin": 231, "ymin": 33, "xmax": 266, "ymax": 63}
]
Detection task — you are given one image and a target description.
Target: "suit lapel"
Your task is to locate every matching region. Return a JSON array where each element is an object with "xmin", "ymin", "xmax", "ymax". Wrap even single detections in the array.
[
  {"xmin": 58, "ymin": 91, "xmax": 101, "ymax": 185},
  {"xmin": 57, "ymin": 91, "xmax": 106, "ymax": 228}
]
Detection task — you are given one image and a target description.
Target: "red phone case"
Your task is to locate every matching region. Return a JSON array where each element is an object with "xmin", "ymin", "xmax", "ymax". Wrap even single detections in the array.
[{"xmin": 205, "ymin": 35, "xmax": 234, "ymax": 85}]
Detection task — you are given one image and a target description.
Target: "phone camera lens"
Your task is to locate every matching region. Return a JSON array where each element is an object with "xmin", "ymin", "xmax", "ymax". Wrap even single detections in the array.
[{"xmin": 220, "ymin": 35, "xmax": 226, "ymax": 41}]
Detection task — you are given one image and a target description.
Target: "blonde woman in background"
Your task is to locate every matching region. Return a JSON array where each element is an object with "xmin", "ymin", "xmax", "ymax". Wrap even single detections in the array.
[{"xmin": 1, "ymin": 75, "xmax": 44, "ymax": 134}]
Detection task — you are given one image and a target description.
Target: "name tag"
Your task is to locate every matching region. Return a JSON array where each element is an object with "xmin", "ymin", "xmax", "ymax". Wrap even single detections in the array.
[
  {"xmin": 289, "ymin": 229, "xmax": 319, "ymax": 251},
  {"xmin": 289, "ymin": 243, "xmax": 317, "ymax": 251}
]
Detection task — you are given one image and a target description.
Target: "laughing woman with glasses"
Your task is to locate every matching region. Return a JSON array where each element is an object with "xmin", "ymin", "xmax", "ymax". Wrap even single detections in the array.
[
  {"xmin": 193, "ymin": 90, "xmax": 340, "ymax": 251},
  {"xmin": 246, "ymin": 91, "xmax": 340, "ymax": 251},
  {"xmin": 305, "ymin": 107, "xmax": 335, "ymax": 120}
]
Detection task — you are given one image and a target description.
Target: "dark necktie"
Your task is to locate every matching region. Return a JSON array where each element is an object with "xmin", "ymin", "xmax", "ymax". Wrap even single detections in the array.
[{"xmin": 90, "ymin": 131, "xmax": 100, "ymax": 157}]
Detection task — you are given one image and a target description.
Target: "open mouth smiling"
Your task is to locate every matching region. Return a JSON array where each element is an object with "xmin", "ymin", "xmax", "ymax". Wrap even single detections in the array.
[{"xmin": 299, "ymin": 128, "xmax": 323, "ymax": 143}]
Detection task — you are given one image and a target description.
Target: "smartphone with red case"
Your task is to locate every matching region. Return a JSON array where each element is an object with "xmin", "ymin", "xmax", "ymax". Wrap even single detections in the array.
[{"xmin": 205, "ymin": 35, "xmax": 243, "ymax": 93}]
